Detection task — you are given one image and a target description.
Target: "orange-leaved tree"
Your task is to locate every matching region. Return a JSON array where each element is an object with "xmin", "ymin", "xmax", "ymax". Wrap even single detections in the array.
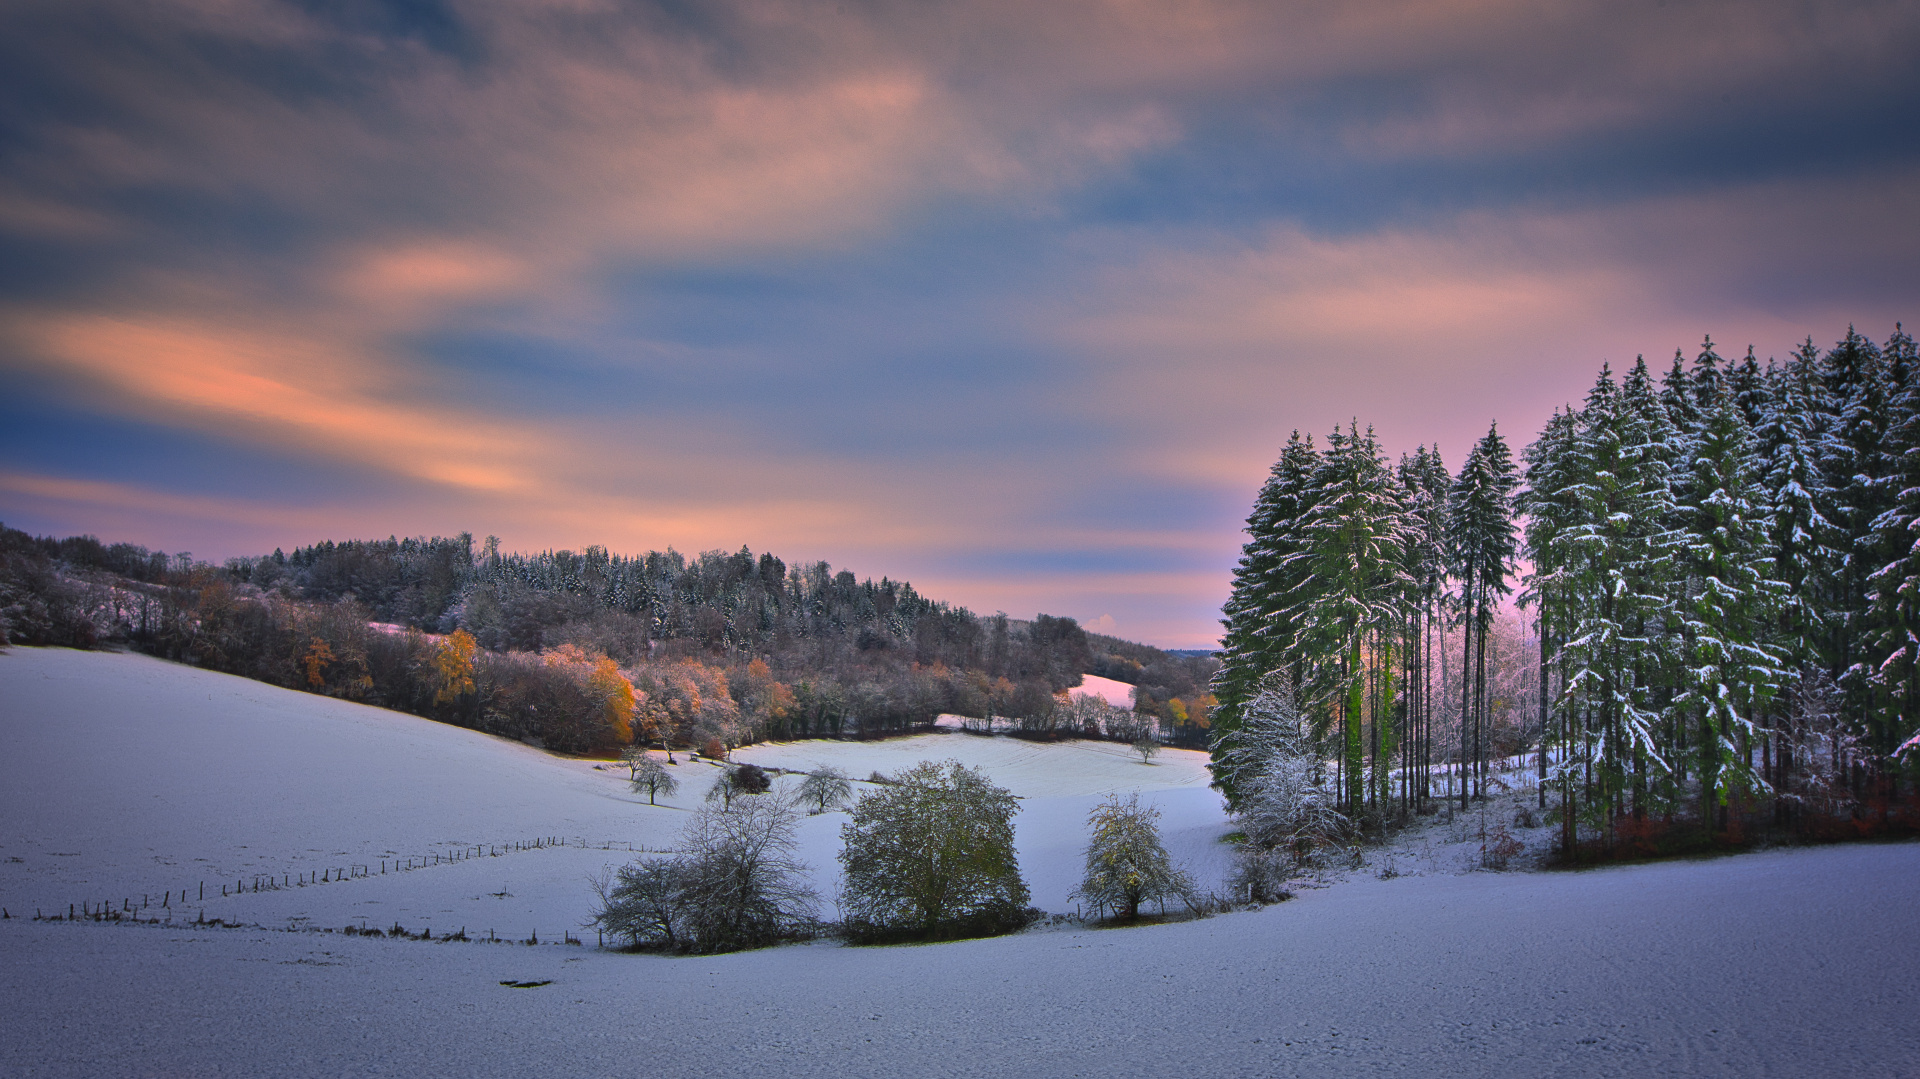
[
  {"xmin": 433, "ymin": 629, "xmax": 478, "ymax": 705},
  {"xmin": 588, "ymin": 654, "xmax": 637, "ymax": 745},
  {"xmin": 303, "ymin": 636, "xmax": 334, "ymax": 689}
]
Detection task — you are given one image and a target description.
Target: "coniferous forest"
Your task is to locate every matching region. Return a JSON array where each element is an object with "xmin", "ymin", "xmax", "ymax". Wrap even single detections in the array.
[{"xmin": 1210, "ymin": 325, "xmax": 1920, "ymax": 858}]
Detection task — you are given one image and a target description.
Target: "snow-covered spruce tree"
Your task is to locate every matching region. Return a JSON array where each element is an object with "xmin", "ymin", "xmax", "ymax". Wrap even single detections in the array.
[
  {"xmin": 1865, "ymin": 324, "xmax": 1920, "ymax": 774},
  {"xmin": 1288, "ymin": 422, "xmax": 1413, "ymax": 816},
  {"xmin": 1673, "ymin": 396, "xmax": 1790, "ymax": 830},
  {"xmin": 837, "ymin": 760, "xmax": 1029, "ymax": 942},
  {"xmin": 1446, "ymin": 422, "xmax": 1519, "ymax": 807},
  {"xmin": 1821, "ymin": 328, "xmax": 1892, "ymax": 716},
  {"xmin": 1729, "ymin": 346, "xmax": 1770, "ymax": 430},
  {"xmin": 591, "ymin": 792, "xmax": 816, "ymax": 953},
  {"xmin": 1520, "ymin": 406, "xmax": 1581, "ymax": 809},
  {"xmin": 1072, "ymin": 792, "xmax": 1194, "ymax": 919},
  {"xmin": 1398, "ymin": 444, "xmax": 1451, "ymax": 810},
  {"xmin": 1212, "ymin": 431, "xmax": 1320, "ymax": 802},
  {"xmin": 1553, "ymin": 361, "xmax": 1682, "ymax": 849},
  {"xmin": 1754, "ymin": 347, "xmax": 1844, "ymax": 679}
]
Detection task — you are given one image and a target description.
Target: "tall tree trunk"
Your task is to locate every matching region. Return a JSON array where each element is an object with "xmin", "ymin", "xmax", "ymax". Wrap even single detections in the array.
[
  {"xmin": 1347, "ymin": 633, "xmax": 1365, "ymax": 814},
  {"xmin": 1537, "ymin": 606, "xmax": 1550, "ymax": 809},
  {"xmin": 1460, "ymin": 591, "xmax": 1474, "ymax": 811},
  {"xmin": 1475, "ymin": 601, "xmax": 1490, "ymax": 800}
]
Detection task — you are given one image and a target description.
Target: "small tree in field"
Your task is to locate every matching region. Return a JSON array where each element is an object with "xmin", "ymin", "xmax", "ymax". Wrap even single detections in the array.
[
  {"xmin": 838, "ymin": 760, "xmax": 1029, "ymax": 941},
  {"xmin": 705, "ymin": 763, "xmax": 771, "ymax": 808},
  {"xmin": 1132, "ymin": 735, "xmax": 1160, "ymax": 764},
  {"xmin": 620, "ymin": 742, "xmax": 650, "ymax": 779},
  {"xmin": 797, "ymin": 766, "xmax": 852, "ymax": 813},
  {"xmin": 629, "ymin": 755, "xmax": 679, "ymax": 805},
  {"xmin": 1073, "ymin": 792, "xmax": 1193, "ymax": 920}
]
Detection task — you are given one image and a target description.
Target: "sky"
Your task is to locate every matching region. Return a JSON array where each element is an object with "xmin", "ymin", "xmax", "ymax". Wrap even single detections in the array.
[{"xmin": 2, "ymin": 0, "xmax": 1917, "ymax": 649}]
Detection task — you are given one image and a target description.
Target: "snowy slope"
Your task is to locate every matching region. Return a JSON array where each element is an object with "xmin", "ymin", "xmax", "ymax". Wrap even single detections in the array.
[
  {"xmin": 1073, "ymin": 672, "xmax": 1138, "ymax": 708},
  {"xmin": 2, "ymin": 841, "xmax": 1914, "ymax": 1078}
]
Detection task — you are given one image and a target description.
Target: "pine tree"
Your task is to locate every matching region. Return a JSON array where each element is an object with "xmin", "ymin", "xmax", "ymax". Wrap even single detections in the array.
[
  {"xmin": 1865, "ymin": 324, "xmax": 1920, "ymax": 768},
  {"xmin": 1520, "ymin": 407, "xmax": 1580, "ymax": 808},
  {"xmin": 1289, "ymin": 423, "xmax": 1413, "ymax": 815},
  {"xmin": 1212, "ymin": 432, "xmax": 1320, "ymax": 801},
  {"xmin": 1674, "ymin": 397, "xmax": 1790, "ymax": 830},
  {"xmin": 1446, "ymin": 423, "xmax": 1519, "ymax": 806},
  {"xmin": 1556, "ymin": 363, "xmax": 1681, "ymax": 847}
]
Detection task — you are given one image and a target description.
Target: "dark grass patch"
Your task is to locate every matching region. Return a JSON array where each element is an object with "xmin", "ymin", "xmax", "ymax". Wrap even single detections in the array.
[{"xmin": 839, "ymin": 907, "xmax": 1040, "ymax": 947}]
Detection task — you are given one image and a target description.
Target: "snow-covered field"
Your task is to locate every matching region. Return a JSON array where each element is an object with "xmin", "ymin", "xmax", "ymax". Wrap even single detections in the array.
[
  {"xmin": 4, "ymin": 646, "xmax": 1918, "ymax": 1078},
  {"xmin": 1073, "ymin": 671, "xmax": 1138, "ymax": 708},
  {"xmin": 0, "ymin": 647, "xmax": 1226, "ymax": 937}
]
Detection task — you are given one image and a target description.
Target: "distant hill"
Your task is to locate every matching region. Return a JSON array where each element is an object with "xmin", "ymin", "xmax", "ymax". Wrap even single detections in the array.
[{"xmin": 1, "ymin": 525, "xmax": 1220, "ymax": 749}]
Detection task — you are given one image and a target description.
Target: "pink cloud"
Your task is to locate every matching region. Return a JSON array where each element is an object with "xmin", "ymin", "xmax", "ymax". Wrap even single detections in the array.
[{"xmin": 1054, "ymin": 164, "xmax": 1920, "ymax": 484}]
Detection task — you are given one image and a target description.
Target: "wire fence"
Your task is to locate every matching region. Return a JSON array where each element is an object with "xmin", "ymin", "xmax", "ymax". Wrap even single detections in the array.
[{"xmin": 6, "ymin": 834, "xmax": 672, "ymax": 946}]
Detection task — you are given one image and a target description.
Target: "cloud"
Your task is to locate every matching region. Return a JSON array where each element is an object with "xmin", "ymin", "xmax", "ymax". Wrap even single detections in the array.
[
  {"xmin": 1053, "ymin": 164, "xmax": 1920, "ymax": 482},
  {"xmin": 0, "ymin": 469, "xmax": 347, "ymax": 548},
  {"xmin": 5, "ymin": 311, "xmax": 548, "ymax": 492}
]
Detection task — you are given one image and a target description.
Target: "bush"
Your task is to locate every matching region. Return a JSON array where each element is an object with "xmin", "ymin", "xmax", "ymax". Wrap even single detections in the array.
[
  {"xmin": 1215, "ymin": 683, "xmax": 1349, "ymax": 876},
  {"xmin": 838, "ymin": 760, "xmax": 1031, "ymax": 942},
  {"xmin": 705, "ymin": 763, "xmax": 771, "ymax": 807},
  {"xmin": 591, "ymin": 793, "xmax": 816, "ymax": 953},
  {"xmin": 1228, "ymin": 848, "xmax": 1295, "ymax": 905}
]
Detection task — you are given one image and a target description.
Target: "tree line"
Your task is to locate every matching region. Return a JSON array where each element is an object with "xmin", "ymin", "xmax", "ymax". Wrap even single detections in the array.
[
  {"xmin": 1212, "ymin": 324, "xmax": 1920, "ymax": 858},
  {"xmin": 0, "ymin": 526, "xmax": 1218, "ymax": 753}
]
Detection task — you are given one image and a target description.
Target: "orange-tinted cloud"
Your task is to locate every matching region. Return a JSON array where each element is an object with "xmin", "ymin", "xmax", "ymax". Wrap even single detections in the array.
[{"xmin": 8, "ymin": 312, "xmax": 545, "ymax": 492}]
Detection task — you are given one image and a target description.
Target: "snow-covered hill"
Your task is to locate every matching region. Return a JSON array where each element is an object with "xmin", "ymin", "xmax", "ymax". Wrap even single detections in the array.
[{"xmin": 4, "ymin": 646, "xmax": 1916, "ymax": 1078}]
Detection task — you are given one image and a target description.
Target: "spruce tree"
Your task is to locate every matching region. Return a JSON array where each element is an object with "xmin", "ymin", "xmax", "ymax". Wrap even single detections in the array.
[
  {"xmin": 1290, "ymin": 423, "xmax": 1413, "ymax": 815},
  {"xmin": 1556, "ymin": 363, "xmax": 1681, "ymax": 844},
  {"xmin": 1520, "ymin": 407, "xmax": 1581, "ymax": 809},
  {"xmin": 1865, "ymin": 324, "xmax": 1920, "ymax": 767},
  {"xmin": 1674, "ymin": 398, "xmax": 1790, "ymax": 830},
  {"xmin": 1446, "ymin": 423, "xmax": 1519, "ymax": 806},
  {"xmin": 1212, "ymin": 432, "xmax": 1320, "ymax": 802}
]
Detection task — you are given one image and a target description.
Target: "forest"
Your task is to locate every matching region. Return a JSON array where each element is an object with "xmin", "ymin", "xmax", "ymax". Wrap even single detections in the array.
[
  {"xmin": 1212, "ymin": 324, "xmax": 1920, "ymax": 859},
  {"xmin": 0, "ymin": 526, "xmax": 1218, "ymax": 755}
]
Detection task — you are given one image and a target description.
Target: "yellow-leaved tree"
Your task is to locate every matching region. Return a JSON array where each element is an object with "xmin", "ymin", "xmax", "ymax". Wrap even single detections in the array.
[{"xmin": 433, "ymin": 629, "xmax": 478, "ymax": 705}]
